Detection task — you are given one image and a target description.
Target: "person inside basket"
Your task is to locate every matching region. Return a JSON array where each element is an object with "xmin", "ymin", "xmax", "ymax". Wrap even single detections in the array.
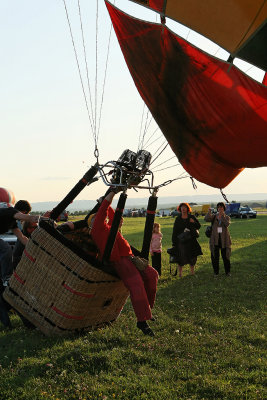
[{"xmin": 88, "ymin": 190, "xmax": 158, "ymax": 337}]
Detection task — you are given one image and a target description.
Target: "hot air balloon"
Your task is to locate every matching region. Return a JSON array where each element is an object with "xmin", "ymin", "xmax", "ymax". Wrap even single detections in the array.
[
  {"xmin": 105, "ymin": 0, "xmax": 267, "ymax": 189},
  {"xmin": 4, "ymin": 1, "xmax": 267, "ymax": 336},
  {"xmin": 0, "ymin": 187, "xmax": 16, "ymax": 206}
]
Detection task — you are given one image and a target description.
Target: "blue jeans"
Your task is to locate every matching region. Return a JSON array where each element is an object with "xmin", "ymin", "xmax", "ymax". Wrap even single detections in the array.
[{"xmin": 0, "ymin": 239, "xmax": 13, "ymax": 283}]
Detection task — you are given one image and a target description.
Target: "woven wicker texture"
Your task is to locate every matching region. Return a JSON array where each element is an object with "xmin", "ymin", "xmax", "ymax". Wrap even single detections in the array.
[{"xmin": 4, "ymin": 226, "xmax": 129, "ymax": 336}]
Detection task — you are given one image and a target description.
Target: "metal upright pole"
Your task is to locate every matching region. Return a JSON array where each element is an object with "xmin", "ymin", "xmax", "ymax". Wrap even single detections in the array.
[
  {"xmin": 102, "ymin": 192, "xmax": 128, "ymax": 265},
  {"xmin": 140, "ymin": 190, "xmax": 158, "ymax": 260},
  {"xmin": 50, "ymin": 164, "xmax": 98, "ymax": 221}
]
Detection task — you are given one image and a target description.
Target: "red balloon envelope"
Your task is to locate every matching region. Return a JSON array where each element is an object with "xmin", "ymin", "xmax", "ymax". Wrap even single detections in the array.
[{"xmin": 0, "ymin": 188, "xmax": 16, "ymax": 205}]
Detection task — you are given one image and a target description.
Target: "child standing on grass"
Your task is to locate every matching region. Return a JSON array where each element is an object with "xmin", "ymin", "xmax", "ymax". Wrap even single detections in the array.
[{"xmin": 150, "ymin": 223, "xmax": 163, "ymax": 276}]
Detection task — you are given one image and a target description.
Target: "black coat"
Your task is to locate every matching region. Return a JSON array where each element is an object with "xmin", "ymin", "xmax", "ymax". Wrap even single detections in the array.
[{"xmin": 172, "ymin": 214, "xmax": 202, "ymax": 258}]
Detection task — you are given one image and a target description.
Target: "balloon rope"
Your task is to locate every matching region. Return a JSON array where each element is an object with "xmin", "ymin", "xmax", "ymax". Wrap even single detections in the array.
[
  {"xmin": 152, "ymin": 163, "xmax": 180, "ymax": 173},
  {"xmin": 190, "ymin": 177, "xmax": 197, "ymax": 190},
  {"xmin": 220, "ymin": 189, "xmax": 229, "ymax": 203},
  {"xmin": 151, "ymin": 155, "xmax": 177, "ymax": 170},
  {"xmin": 94, "ymin": 0, "xmax": 99, "ymax": 148},
  {"xmin": 62, "ymin": 0, "xmax": 94, "ymax": 137},
  {"xmin": 96, "ymin": 14, "xmax": 113, "ymax": 145},
  {"xmin": 78, "ymin": 0, "xmax": 95, "ymax": 132},
  {"xmin": 150, "ymin": 142, "xmax": 169, "ymax": 165},
  {"xmin": 143, "ymin": 127, "xmax": 159, "ymax": 148},
  {"xmin": 137, "ymin": 103, "xmax": 146, "ymax": 152}
]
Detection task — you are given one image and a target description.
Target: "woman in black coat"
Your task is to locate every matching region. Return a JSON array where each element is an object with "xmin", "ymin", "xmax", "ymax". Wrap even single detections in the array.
[{"xmin": 172, "ymin": 203, "xmax": 202, "ymax": 277}]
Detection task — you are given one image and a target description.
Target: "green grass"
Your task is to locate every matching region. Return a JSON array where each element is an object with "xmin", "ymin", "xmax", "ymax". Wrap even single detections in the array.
[{"xmin": 0, "ymin": 216, "xmax": 266, "ymax": 400}]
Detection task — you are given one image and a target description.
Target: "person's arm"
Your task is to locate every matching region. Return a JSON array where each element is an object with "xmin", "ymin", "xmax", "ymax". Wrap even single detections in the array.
[
  {"xmin": 189, "ymin": 215, "xmax": 201, "ymax": 229},
  {"xmin": 14, "ymin": 212, "xmax": 39, "ymax": 224},
  {"xmin": 204, "ymin": 208, "xmax": 213, "ymax": 222},
  {"xmin": 92, "ymin": 191, "xmax": 116, "ymax": 230},
  {"xmin": 221, "ymin": 214, "xmax": 230, "ymax": 227},
  {"xmin": 107, "ymin": 205, "xmax": 115, "ymax": 226},
  {"xmin": 105, "ymin": 191, "xmax": 116, "ymax": 204},
  {"xmin": 172, "ymin": 218, "xmax": 179, "ymax": 246},
  {"xmin": 12, "ymin": 227, "xmax": 28, "ymax": 246}
]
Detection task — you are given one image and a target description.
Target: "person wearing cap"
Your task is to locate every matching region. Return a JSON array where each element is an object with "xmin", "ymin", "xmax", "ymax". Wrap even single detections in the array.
[{"xmin": 89, "ymin": 191, "xmax": 158, "ymax": 337}]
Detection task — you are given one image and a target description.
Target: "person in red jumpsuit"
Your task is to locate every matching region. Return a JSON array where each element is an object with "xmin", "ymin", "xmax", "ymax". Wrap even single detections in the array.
[{"xmin": 89, "ymin": 191, "xmax": 158, "ymax": 336}]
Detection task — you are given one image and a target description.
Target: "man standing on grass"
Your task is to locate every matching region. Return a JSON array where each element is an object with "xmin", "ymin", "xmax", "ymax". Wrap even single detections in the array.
[
  {"xmin": 0, "ymin": 200, "xmax": 39, "ymax": 286},
  {"xmin": 0, "ymin": 200, "xmax": 39, "ymax": 328}
]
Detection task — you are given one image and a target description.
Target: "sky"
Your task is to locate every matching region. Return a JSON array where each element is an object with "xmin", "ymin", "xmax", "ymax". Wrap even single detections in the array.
[{"xmin": 1, "ymin": 0, "xmax": 266, "ymax": 205}]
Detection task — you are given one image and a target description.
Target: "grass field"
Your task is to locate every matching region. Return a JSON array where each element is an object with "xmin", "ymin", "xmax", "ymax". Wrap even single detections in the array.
[{"xmin": 0, "ymin": 215, "xmax": 266, "ymax": 400}]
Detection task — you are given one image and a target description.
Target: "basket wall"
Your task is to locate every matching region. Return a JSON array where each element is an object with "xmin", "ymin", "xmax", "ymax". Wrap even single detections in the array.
[{"xmin": 3, "ymin": 226, "xmax": 129, "ymax": 336}]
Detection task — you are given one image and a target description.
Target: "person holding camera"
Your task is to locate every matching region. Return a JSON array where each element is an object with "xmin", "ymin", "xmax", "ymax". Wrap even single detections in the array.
[
  {"xmin": 204, "ymin": 202, "xmax": 231, "ymax": 277},
  {"xmin": 171, "ymin": 203, "xmax": 202, "ymax": 278}
]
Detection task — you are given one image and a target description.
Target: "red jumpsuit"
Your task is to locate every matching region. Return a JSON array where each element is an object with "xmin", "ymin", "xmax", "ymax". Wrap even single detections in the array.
[{"xmin": 91, "ymin": 199, "xmax": 158, "ymax": 321}]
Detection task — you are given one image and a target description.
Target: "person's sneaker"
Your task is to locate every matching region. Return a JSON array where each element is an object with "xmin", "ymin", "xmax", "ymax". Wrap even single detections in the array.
[
  {"xmin": 226, "ymin": 273, "xmax": 231, "ymax": 277},
  {"xmin": 214, "ymin": 274, "xmax": 219, "ymax": 279},
  {"xmin": 2, "ymin": 280, "xmax": 9, "ymax": 287},
  {"xmin": 137, "ymin": 321, "xmax": 155, "ymax": 336}
]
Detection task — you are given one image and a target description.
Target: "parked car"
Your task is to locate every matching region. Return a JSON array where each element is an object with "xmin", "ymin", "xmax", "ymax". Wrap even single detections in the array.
[
  {"xmin": 0, "ymin": 231, "xmax": 17, "ymax": 250},
  {"xmin": 237, "ymin": 206, "xmax": 257, "ymax": 219},
  {"xmin": 191, "ymin": 204, "xmax": 210, "ymax": 216},
  {"xmin": 225, "ymin": 203, "xmax": 241, "ymax": 217},
  {"xmin": 58, "ymin": 210, "xmax": 69, "ymax": 222},
  {"xmin": 169, "ymin": 210, "xmax": 179, "ymax": 217},
  {"xmin": 0, "ymin": 202, "xmax": 17, "ymax": 249}
]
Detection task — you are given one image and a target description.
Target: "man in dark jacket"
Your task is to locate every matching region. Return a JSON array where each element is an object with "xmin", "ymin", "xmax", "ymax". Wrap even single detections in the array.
[
  {"xmin": 0, "ymin": 201, "xmax": 39, "ymax": 328},
  {"xmin": 0, "ymin": 200, "xmax": 38, "ymax": 286}
]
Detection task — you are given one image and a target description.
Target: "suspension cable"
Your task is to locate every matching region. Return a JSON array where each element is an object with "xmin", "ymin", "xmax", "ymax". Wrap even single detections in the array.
[
  {"xmin": 150, "ymin": 141, "xmax": 169, "ymax": 165},
  {"xmin": 156, "ymin": 173, "xmax": 189, "ymax": 189},
  {"xmin": 77, "ymin": 0, "xmax": 95, "ymax": 130},
  {"xmin": 137, "ymin": 103, "xmax": 146, "ymax": 151},
  {"xmin": 62, "ymin": 0, "xmax": 94, "ymax": 136},
  {"xmin": 152, "ymin": 155, "xmax": 177, "ymax": 170},
  {"xmin": 94, "ymin": 0, "xmax": 99, "ymax": 148},
  {"xmin": 140, "ymin": 108, "xmax": 151, "ymax": 149},
  {"xmin": 96, "ymin": 16, "xmax": 113, "ymax": 145},
  {"xmin": 143, "ymin": 127, "xmax": 159, "ymax": 148},
  {"xmin": 152, "ymin": 163, "xmax": 181, "ymax": 173},
  {"xmin": 144, "ymin": 134, "xmax": 164, "ymax": 150}
]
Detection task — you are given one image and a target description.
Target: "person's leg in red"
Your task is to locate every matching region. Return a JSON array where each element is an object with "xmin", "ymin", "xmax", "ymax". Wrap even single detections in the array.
[
  {"xmin": 113, "ymin": 256, "xmax": 155, "ymax": 336},
  {"xmin": 140, "ymin": 265, "xmax": 158, "ymax": 310}
]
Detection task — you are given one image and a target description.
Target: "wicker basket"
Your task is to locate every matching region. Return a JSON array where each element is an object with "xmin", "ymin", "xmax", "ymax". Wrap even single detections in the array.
[{"xmin": 3, "ymin": 221, "xmax": 129, "ymax": 336}]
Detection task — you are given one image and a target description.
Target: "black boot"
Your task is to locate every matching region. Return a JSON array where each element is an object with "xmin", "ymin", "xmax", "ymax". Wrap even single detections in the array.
[{"xmin": 137, "ymin": 321, "xmax": 154, "ymax": 336}]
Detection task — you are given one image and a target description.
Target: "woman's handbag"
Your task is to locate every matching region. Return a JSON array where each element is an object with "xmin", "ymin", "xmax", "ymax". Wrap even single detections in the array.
[
  {"xmin": 177, "ymin": 228, "xmax": 199, "ymax": 243},
  {"xmin": 130, "ymin": 256, "xmax": 148, "ymax": 271},
  {"xmin": 205, "ymin": 225, "xmax": 212, "ymax": 238},
  {"xmin": 205, "ymin": 217, "xmax": 215, "ymax": 238},
  {"xmin": 177, "ymin": 230, "xmax": 192, "ymax": 243}
]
